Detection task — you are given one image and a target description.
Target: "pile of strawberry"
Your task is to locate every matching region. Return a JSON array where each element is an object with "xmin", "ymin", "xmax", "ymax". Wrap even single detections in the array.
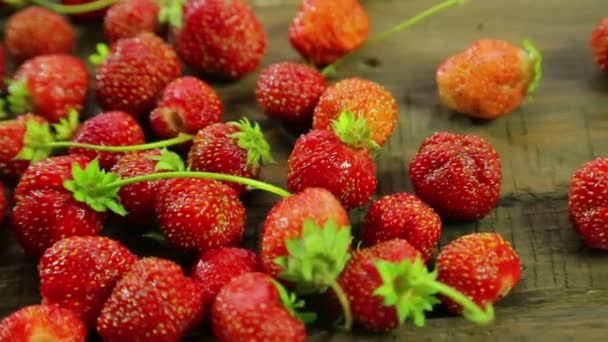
[{"xmin": 0, "ymin": 0, "xmax": 606, "ymax": 340}]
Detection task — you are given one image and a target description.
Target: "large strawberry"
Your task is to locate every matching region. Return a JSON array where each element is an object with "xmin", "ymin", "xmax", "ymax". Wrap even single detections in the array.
[
  {"xmin": 38, "ymin": 236, "xmax": 138, "ymax": 328},
  {"xmin": 97, "ymin": 257, "xmax": 205, "ymax": 341},
  {"xmin": 0, "ymin": 182, "xmax": 6, "ymax": 228},
  {"xmin": 591, "ymin": 17, "xmax": 608, "ymax": 71},
  {"xmin": 0, "ymin": 114, "xmax": 49, "ymax": 179},
  {"xmin": 103, "ymin": 0, "xmax": 160, "ymax": 43},
  {"xmin": 174, "ymin": 0, "xmax": 267, "ymax": 79},
  {"xmin": 436, "ymin": 39, "xmax": 542, "ymax": 120},
  {"xmin": 409, "ymin": 132, "xmax": 502, "ymax": 221},
  {"xmin": 0, "ymin": 304, "xmax": 86, "ymax": 341},
  {"xmin": 94, "ymin": 32, "xmax": 181, "ymax": 119}
]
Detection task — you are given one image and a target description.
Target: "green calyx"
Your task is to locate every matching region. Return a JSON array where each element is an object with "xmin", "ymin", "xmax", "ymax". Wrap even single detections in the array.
[
  {"xmin": 374, "ymin": 258, "xmax": 495, "ymax": 327},
  {"xmin": 332, "ymin": 110, "xmax": 380, "ymax": 152},
  {"xmin": 157, "ymin": 0, "xmax": 187, "ymax": 29},
  {"xmin": 271, "ymin": 279, "xmax": 318, "ymax": 324},
  {"xmin": 0, "ymin": 99, "xmax": 8, "ymax": 119},
  {"xmin": 30, "ymin": 0, "xmax": 119, "ymax": 14},
  {"xmin": 148, "ymin": 148, "xmax": 186, "ymax": 172},
  {"xmin": 229, "ymin": 117, "xmax": 276, "ymax": 168},
  {"xmin": 89, "ymin": 43, "xmax": 110, "ymax": 66},
  {"xmin": 8, "ymin": 78, "xmax": 33, "ymax": 115},
  {"xmin": 14, "ymin": 119, "xmax": 55, "ymax": 162},
  {"xmin": 522, "ymin": 38, "xmax": 543, "ymax": 95},
  {"xmin": 53, "ymin": 109, "xmax": 80, "ymax": 141}
]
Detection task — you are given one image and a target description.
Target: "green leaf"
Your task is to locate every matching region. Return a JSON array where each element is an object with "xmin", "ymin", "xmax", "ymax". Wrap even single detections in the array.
[
  {"xmin": 148, "ymin": 148, "xmax": 186, "ymax": 172},
  {"xmin": 522, "ymin": 38, "xmax": 542, "ymax": 95},
  {"xmin": 89, "ymin": 43, "xmax": 110, "ymax": 65},
  {"xmin": 7, "ymin": 78, "xmax": 32, "ymax": 115},
  {"xmin": 157, "ymin": 0, "xmax": 186, "ymax": 28},
  {"xmin": 229, "ymin": 117, "xmax": 276, "ymax": 168},
  {"xmin": 271, "ymin": 279, "xmax": 317, "ymax": 325},
  {"xmin": 331, "ymin": 110, "xmax": 379, "ymax": 153},
  {"xmin": 14, "ymin": 118, "xmax": 55, "ymax": 162},
  {"xmin": 52, "ymin": 109, "xmax": 80, "ymax": 141}
]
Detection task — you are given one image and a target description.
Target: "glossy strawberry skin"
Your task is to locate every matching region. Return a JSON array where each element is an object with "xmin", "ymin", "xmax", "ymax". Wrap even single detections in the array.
[
  {"xmin": 212, "ymin": 272, "xmax": 306, "ymax": 342},
  {"xmin": 38, "ymin": 236, "xmax": 138, "ymax": 328},
  {"xmin": 0, "ymin": 183, "xmax": 6, "ymax": 228},
  {"xmin": 104, "ymin": 0, "xmax": 160, "ymax": 43},
  {"xmin": 363, "ymin": 193, "xmax": 442, "ymax": 262},
  {"xmin": 155, "ymin": 178, "xmax": 247, "ymax": 252},
  {"xmin": 0, "ymin": 304, "xmax": 86, "ymax": 342},
  {"xmin": 0, "ymin": 114, "xmax": 49, "ymax": 179},
  {"xmin": 97, "ymin": 257, "xmax": 205, "ymax": 342},
  {"xmin": 312, "ymin": 77, "xmax": 398, "ymax": 147},
  {"xmin": 68, "ymin": 111, "xmax": 146, "ymax": 170},
  {"xmin": 409, "ymin": 132, "xmax": 502, "ymax": 221},
  {"xmin": 255, "ymin": 62, "xmax": 327, "ymax": 124},
  {"xmin": 338, "ymin": 239, "xmax": 421, "ymax": 332},
  {"xmin": 287, "ymin": 129, "xmax": 377, "ymax": 210},
  {"xmin": 4, "ymin": 6, "xmax": 75, "ymax": 61},
  {"xmin": 260, "ymin": 187, "xmax": 350, "ymax": 278},
  {"xmin": 436, "ymin": 232, "xmax": 521, "ymax": 313},
  {"xmin": 175, "ymin": 0, "xmax": 267, "ymax": 79},
  {"xmin": 95, "ymin": 32, "xmax": 181, "ymax": 119},
  {"xmin": 289, "ymin": 0, "xmax": 369, "ymax": 66},
  {"xmin": 61, "ymin": 0, "xmax": 109, "ymax": 21},
  {"xmin": 591, "ymin": 18, "xmax": 608, "ymax": 71}
]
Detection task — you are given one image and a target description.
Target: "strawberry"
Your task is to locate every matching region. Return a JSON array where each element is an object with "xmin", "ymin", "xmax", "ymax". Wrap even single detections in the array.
[
  {"xmin": 94, "ymin": 32, "xmax": 181, "ymax": 119},
  {"xmin": 255, "ymin": 62, "xmax": 327, "ymax": 124},
  {"xmin": 97, "ymin": 257, "xmax": 205, "ymax": 341},
  {"xmin": 187, "ymin": 118, "xmax": 274, "ymax": 195},
  {"xmin": 312, "ymin": 77, "xmax": 398, "ymax": 148},
  {"xmin": 0, "ymin": 304, "xmax": 86, "ymax": 342},
  {"xmin": 174, "ymin": 0, "xmax": 267, "ymax": 79},
  {"xmin": 0, "ymin": 114, "xmax": 49, "ymax": 179},
  {"xmin": 61, "ymin": 0, "xmax": 109, "ymax": 22},
  {"xmin": 38, "ymin": 236, "xmax": 138, "ymax": 328},
  {"xmin": 436, "ymin": 232, "xmax": 522, "ymax": 313},
  {"xmin": 150, "ymin": 76, "xmax": 223, "ymax": 141},
  {"xmin": 287, "ymin": 111, "xmax": 377, "ymax": 210},
  {"xmin": 408, "ymin": 132, "xmax": 502, "ymax": 221},
  {"xmin": 0, "ymin": 182, "xmax": 6, "ymax": 227},
  {"xmin": 68, "ymin": 111, "xmax": 146, "ymax": 170},
  {"xmin": 362, "ymin": 192, "xmax": 442, "ymax": 262},
  {"xmin": 591, "ymin": 17, "xmax": 608, "ymax": 71},
  {"xmin": 211, "ymin": 272, "xmax": 307, "ymax": 341},
  {"xmin": 436, "ymin": 39, "xmax": 542, "ymax": 120},
  {"xmin": 155, "ymin": 178, "xmax": 247, "ymax": 252},
  {"xmin": 104, "ymin": 0, "xmax": 160, "ymax": 43},
  {"xmin": 568, "ymin": 157, "xmax": 608, "ymax": 249},
  {"xmin": 4, "ymin": 6, "xmax": 75, "ymax": 61}
]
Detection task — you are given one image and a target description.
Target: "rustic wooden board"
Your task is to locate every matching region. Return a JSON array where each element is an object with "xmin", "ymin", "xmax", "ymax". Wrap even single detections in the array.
[{"xmin": 1, "ymin": 0, "xmax": 608, "ymax": 340}]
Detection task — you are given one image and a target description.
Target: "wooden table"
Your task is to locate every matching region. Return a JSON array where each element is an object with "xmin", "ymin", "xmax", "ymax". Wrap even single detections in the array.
[{"xmin": 1, "ymin": 0, "xmax": 608, "ymax": 340}]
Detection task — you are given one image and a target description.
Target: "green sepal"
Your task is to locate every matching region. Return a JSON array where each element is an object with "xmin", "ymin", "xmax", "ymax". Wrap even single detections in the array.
[
  {"xmin": 148, "ymin": 148, "xmax": 186, "ymax": 172},
  {"xmin": 271, "ymin": 279, "xmax": 317, "ymax": 324},
  {"xmin": 229, "ymin": 117, "xmax": 276, "ymax": 168},
  {"xmin": 7, "ymin": 78, "xmax": 32, "ymax": 115},
  {"xmin": 274, "ymin": 219, "xmax": 352, "ymax": 295},
  {"xmin": 157, "ymin": 0, "xmax": 186, "ymax": 28},
  {"xmin": 332, "ymin": 110, "xmax": 380, "ymax": 152},
  {"xmin": 89, "ymin": 43, "xmax": 110, "ymax": 65},
  {"xmin": 0, "ymin": 99, "xmax": 8, "ymax": 119},
  {"xmin": 523, "ymin": 38, "xmax": 542, "ymax": 95},
  {"xmin": 3, "ymin": 0, "xmax": 26, "ymax": 7},
  {"xmin": 14, "ymin": 119, "xmax": 55, "ymax": 162},
  {"xmin": 52, "ymin": 109, "xmax": 80, "ymax": 141},
  {"xmin": 63, "ymin": 159, "xmax": 128, "ymax": 216}
]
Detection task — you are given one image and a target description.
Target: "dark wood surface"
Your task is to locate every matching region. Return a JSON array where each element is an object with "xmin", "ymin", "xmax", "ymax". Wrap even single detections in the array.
[{"xmin": 2, "ymin": 0, "xmax": 608, "ymax": 340}]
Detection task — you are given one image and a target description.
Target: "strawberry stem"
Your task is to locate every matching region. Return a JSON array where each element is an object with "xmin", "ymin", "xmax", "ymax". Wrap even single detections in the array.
[
  {"xmin": 330, "ymin": 282, "xmax": 353, "ymax": 331},
  {"xmin": 423, "ymin": 281, "xmax": 495, "ymax": 325},
  {"xmin": 38, "ymin": 133, "xmax": 194, "ymax": 152},
  {"xmin": 30, "ymin": 0, "xmax": 118, "ymax": 14}
]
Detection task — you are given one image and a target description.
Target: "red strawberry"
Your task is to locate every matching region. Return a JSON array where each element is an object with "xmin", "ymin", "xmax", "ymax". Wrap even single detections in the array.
[
  {"xmin": 289, "ymin": 0, "xmax": 369, "ymax": 66},
  {"xmin": 212, "ymin": 272, "xmax": 306, "ymax": 342},
  {"xmin": 286, "ymin": 112, "xmax": 377, "ymax": 210},
  {"xmin": 155, "ymin": 178, "xmax": 246, "ymax": 252},
  {"xmin": 14, "ymin": 154, "xmax": 91, "ymax": 203},
  {"xmin": 362, "ymin": 193, "xmax": 442, "ymax": 262},
  {"xmin": 11, "ymin": 190, "xmax": 105, "ymax": 257},
  {"xmin": 150, "ymin": 76, "xmax": 223, "ymax": 140},
  {"xmin": 4, "ymin": 6, "xmax": 75, "ymax": 61},
  {"xmin": 97, "ymin": 257, "xmax": 205, "ymax": 341},
  {"xmin": 436, "ymin": 39, "xmax": 542, "ymax": 119},
  {"xmin": 591, "ymin": 17, "xmax": 608, "ymax": 71},
  {"xmin": 95, "ymin": 32, "xmax": 181, "ymax": 119},
  {"xmin": 436, "ymin": 232, "xmax": 521, "ymax": 313},
  {"xmin": 9, "ymin": 54, "xmax": 88, "ymax": 123},
  {"xmin": 38, "ymin": 236, "xmax": 138, "ymax": 328},
  {"xmin": 68, "ymin": 111, "xmax": 146, "ymax": 170},
  {"xmin": 61, "ymin": 0, "xmax": 109, "ymax": 22},
  {"xmin": 104, "ymin": 0, "xmax": 160, "ymax": 43},
  {"xmin": 0, "ymin": 114, "xmax": 49, "ymax": 179},
  {"xmin": 0, "ymin": 182, "xmax": 6, "ymax": 227},
  {"xmin": 408, "ymin": 132, "xmax": 502, "ymax": 221},
  {"xmin": 0, "ymin": 304, "xmax": 86, "ymax": 341},
  {"xmin": 312, "ymin": 77, "xmax": 398, "ymax": 148},
  {"xmin": 175, "ymin": 0, "xmax": 267, "ymax": 79},
  {"xmin": 187, "ymin": 118, "xmax": 274, "ymax": 195},
  {"xmin": 255, "ymin": 62, "xmax": 327, "ymax": 124}
]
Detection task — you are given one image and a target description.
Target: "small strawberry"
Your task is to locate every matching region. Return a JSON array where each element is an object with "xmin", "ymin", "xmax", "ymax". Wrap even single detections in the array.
[
  {"xmin": 0, "ymin": 114, "xmax": 49, "ymax": 179},
  {"xmin": 97, "ymin": 257, "xmax": 205, "ymax": 341},
  {"xmin": 38, "ymin": 236, "xmax": 138, "ymax": 328},
  {"xmin": 7, "ymin": 54, "xmax": 88, "ymax": 123},
  {"xmin": 436, "ymin": 39, "xmax": 542, "ymax": 120},
  {"xmin": 187, "ymin": 118, "xmax": 274, "ymax": 195},
  {"xmin": 312, "ymin": 77, "xmax": 398, "ymax": 148},
  {"xmin": 175, "ymin": 0, "xmax": 267, "ymax": 79},
  {"xmin": 155, "ymin": 178, "xmax": 247, "ymax": 252},
  {"xmin": 287, "ymin": 111, "xmax": 378, "ymax": 210},
  {"xmin": 61, "ymin": 0, "xmax": 110, "ymax": 22},
  {"xmin": 4, "ymin": 6, "xmax": 75, "ymax": 61},
  {"xmin": 409, "ymin": 132, "xmax": 502, "ymax": 221},
  {"xmin": 362, "ymin": 192, "xmax": 442, "ymax": 262},
  {"xmin": 212, "ymin": 272, "xmax": 309, "ymax": 341},
  {"xmin": 289, "ymin": 0, "xmax": 369, "ymax": 66},
  {"xmin": 591, "ymin": 17, "xmax": 608, "ymax": 71},
  {"xmin": 0, "ymin": 304, "xmax": 86, "ymax": 341},
  {"xmin": 93, "ymin": 32, "xmax": 182, "ymax": 119},
  {"xmin": 255, "ymin": 62, "xmax": 327, "ymax": 124},
  {"xmin": 104, "ymin": 0, "xmax": 160, "ymax": 43},
  {"xmin": 68, "ymin": 111, "xmax": 146, "ymax": 170},
  {"xmin": 150, "ymin": 76, "xmax": 223, "ymax": 141},
  {"xmin": 0, "ymin": 182, "xmax": 6, "ymax": 227},
  {"xmin": 436, "ymin": 232, "xmax": 522, "ymax": 313}
]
